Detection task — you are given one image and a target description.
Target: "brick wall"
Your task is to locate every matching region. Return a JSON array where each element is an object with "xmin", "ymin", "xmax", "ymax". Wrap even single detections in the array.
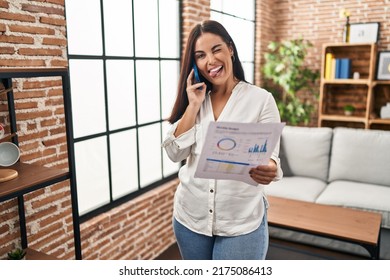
[
  {"xmin": 1, "ymin": 0, "xmax": 389, "ymax": 260},
  {"xmin": 254, "ymin": 0, "xmax": 277, "ymax": 85},
  {"xmin": 181, "ymin": 0, "xmax": 210, "ymax": 52}
]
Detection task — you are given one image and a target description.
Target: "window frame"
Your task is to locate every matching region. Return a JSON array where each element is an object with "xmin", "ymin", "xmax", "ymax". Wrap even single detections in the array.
[
  {"xmin": 210, "ymin": 0, "xmax": 256, "ymax": 83},
  {"xmin": 65, "ymin": 0, "xmax": 182, "ymax": 221}
]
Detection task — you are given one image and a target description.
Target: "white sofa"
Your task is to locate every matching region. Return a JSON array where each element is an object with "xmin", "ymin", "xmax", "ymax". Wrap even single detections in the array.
[{"xmin": 265, "ymin": 126, "xmax": 390, "ymax": 258}]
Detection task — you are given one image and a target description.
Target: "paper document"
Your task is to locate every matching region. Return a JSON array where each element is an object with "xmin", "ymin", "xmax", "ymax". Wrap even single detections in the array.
[{"xmin": 194, "ymin": 121, "xmax": 285, "ymax": 185}]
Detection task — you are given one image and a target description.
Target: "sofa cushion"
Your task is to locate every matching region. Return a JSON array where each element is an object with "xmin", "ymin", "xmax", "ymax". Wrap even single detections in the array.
[
  {"xmin": 328, "ymin": 127, "xmax": 390, "ymax": 186},
  {"xmin": 280, "ymin": 126, "xmax": 333, "ymax": 181},
  {"xmin": 316, "ymin": 180, "xmax": 390, "ymax": 229},
  {"xmin": 266, "ymin": 176, "xmax": 328, "ymax": 203}
]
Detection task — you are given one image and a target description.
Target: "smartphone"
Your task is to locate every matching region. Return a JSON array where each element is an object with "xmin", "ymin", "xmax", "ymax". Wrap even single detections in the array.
[
  {"xmin": 193, "ymin": 62, "xmax": 201, "ymax": 83},
  {"xmin": 192, "ymin": 62, "xmax": 203, "ymax": 89}
]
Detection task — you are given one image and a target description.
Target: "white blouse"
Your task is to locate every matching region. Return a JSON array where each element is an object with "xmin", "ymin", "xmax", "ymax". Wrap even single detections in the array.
[{"xmin": 162, "ymin": 81, "xmax": 282, "ymax": 237}]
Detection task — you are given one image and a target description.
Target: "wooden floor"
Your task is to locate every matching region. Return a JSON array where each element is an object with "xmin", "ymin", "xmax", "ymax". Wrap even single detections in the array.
[{"xmin": 155, "ymin": 238, "xmax": 367, "ymax": 260}]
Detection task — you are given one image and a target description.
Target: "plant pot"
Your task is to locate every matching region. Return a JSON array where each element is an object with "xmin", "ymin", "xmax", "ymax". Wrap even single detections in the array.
[{"xmin": 344, "ymin": 111, "xmax": 353, "ymax": 116}]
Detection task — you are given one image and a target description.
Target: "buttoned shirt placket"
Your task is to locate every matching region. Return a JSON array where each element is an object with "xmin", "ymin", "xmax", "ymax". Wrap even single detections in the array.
[{"xmin": 207, "ymin": 179, "xmax": 216, "ymax": 234}]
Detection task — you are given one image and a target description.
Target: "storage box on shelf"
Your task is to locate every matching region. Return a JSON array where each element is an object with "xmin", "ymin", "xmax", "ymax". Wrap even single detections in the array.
[
  {"xmin": 0, "ymin": 68, "xmax": 81, "ymax": 260},
  {"xmin": 318, "ymin": 43, "xmax": 390, "ymax": 130}
]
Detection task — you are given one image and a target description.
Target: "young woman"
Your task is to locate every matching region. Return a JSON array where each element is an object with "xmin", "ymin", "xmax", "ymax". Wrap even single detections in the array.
[{"xmin": 162, "ymin": 20, "xmax": 282, "ymax": 260}]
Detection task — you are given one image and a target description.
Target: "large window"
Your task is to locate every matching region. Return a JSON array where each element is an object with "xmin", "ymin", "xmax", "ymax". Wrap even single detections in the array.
[
  {"xmin": 210, "ymin": 0, "xmax": 255, "ymax": 83},
  {"xmin": 65, "ymin": 0, "xmax": 181, "ymax": 217}
]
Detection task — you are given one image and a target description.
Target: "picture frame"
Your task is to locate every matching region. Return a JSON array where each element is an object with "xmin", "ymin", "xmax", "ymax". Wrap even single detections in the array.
[
  {"xmin": 349, "ymin": 22, "xmax": 380, "ymax": 43},
  {"xmin": 376, "ymin": 51, "xmax": 390, "ymax": 80}
]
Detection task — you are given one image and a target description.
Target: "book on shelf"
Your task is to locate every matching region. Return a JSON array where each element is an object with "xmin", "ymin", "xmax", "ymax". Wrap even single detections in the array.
[
  {"xmin": 335, "ymin": 59, "xmax": 341, "ymax": 79},
  {"xmin": 324, "ymin": 53, "xmax": 334, "ymax": 79},
  {"xmin": 330, "ymin": 57, "xmax": 336, "ymax": 79},
  {"xmin": 338, "ymin": 58, "xmax": 351, "ymax": 79},
  {"xmin": 325, "ymin": 54, "xmax": 352, "ymax": 80}
]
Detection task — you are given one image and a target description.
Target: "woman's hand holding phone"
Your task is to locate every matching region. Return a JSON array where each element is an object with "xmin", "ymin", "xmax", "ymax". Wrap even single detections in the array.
[
  {"xmin": 175, "ymin": 67, "xmax": 207, "ymax": 137},
  {"xmin": 186, "ymin": 67, "xmax": 206, "ymax": 109},
  {"xmin": 192, "ymin": 63, "xmax": 205, "ymax": 90}
]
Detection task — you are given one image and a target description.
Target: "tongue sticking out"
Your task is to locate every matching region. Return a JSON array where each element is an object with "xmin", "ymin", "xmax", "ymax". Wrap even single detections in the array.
[{"xmin": 209, "ymin": 66, "xmax": 222, "ymax": 78}]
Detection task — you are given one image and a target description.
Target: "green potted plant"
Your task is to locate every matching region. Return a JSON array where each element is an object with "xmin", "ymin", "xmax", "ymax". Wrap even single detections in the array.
[
  {"xmin": 343, "ymin": 104, "xmax": 355, "ymax": 116},
  {"xmin": 7, "ymin": 247, "xmax": 26, "ymax": 260},
  {"xmin": 262, "ymin": 38, "xmax": 320, "ymax": 126}
]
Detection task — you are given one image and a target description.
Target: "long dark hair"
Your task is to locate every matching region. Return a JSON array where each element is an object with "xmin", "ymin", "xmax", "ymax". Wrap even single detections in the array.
[{"xmin": 166, "ymin": 20, "xmax": 246, "ymax": 124}]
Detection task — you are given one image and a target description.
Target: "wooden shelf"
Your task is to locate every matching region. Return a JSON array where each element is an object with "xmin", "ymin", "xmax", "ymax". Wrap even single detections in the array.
[
  {"xmin": 320, "ymin": 115, "xmax": 366, "ymax": 123},
  {"xmin": 373, "ymin": 80, "xmax": 390, "ymax": 87},
  {"xmin": 323, "ymin": 42, "xmax": 376, "ymax": 48},
  {"xmin": 0, "ymin": 162, "xmax": 69, "ymax": 202},
  {"xmin": 25, "ymin": 248, "xmax": 58, "ymax": 260},
  {"xmin": 0, "ymin": 67, "xmax": 68, "ymax": 78},
  {"xmin": 0, "ymin": 68, "xmax": 82, "ymax": 259},
  {"xmin": 369, "ymin": 118, "xmax": 390, "ymax": 125},
  {"xmin": 322, "ymin": 79, "xmax": 370, "ymax": 85},
  {"xmin": 319, "ymin": 43, "xmax": 390, "ymax": 130}
]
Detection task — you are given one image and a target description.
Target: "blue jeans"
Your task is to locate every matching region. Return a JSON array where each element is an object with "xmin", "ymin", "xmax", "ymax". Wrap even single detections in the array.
[{"xmin": 173, "ymin": 211, "xmax": 269, "ymax": 260}]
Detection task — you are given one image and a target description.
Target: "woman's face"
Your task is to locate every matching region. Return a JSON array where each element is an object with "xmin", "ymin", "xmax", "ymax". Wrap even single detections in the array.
[{"xmin": 193, "ymin": 32, "xmax": 234, "ymax": 87}]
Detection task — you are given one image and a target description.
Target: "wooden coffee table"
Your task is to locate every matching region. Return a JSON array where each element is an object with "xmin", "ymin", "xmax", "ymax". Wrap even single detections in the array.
[{"xmin": 267, "ymin": 196, "xmax": 382, "ymax": 259}]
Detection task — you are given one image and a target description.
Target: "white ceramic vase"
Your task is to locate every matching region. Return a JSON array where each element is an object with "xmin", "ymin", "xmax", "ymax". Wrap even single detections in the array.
[{"xmin": 380, "ymin": 103, "xmax": 390, "ymax": 119}]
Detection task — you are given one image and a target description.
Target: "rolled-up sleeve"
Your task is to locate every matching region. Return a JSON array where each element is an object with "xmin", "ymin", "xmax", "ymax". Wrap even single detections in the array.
[
  {"xmin": 162, "ymin": 121, "xmax": 197, "ymax": 163},
  {"xmin": 270, "ymin": 154, "xmax": 283, "ymax": 181}
]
